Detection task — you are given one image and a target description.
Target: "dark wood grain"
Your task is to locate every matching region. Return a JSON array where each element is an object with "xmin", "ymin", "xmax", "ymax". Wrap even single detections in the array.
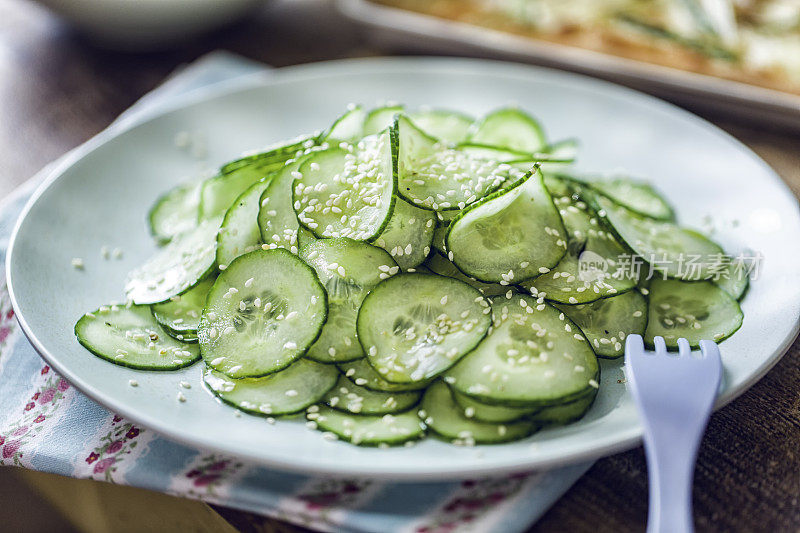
[{"xmin": 0, "ymin": 1, "xmax": 797, "ymax": 532}]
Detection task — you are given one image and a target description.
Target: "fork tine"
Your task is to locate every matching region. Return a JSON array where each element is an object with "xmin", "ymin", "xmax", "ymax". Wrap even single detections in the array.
[
  {"xmin": 677, "ymin": 338, "xmax": 691, "ymax": 357},
  {"xmin": 699, "ymin": 340, "xmax": 721, "ymax": 361},
  {"xmin": 653, "ymin": 335, "xmax": 667, "ymax": 356},
  {"xmin": 625, "ymin": 333, "xmax": 644, "ymax": 355}
]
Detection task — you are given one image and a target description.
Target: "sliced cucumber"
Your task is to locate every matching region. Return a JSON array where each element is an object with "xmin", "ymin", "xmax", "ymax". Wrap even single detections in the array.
[
  {"xmin": 451, "ymin": 388, "xmax": 538, "ymax": 423},
  {"xmin": 201, "ymin": 158, "xmax": 285, "ymax": 220},
  {"xmin": 409, "ymin": 109, "xmax": 473, "ymax": 144},
  {"xmin": 524, "ymin": 196, "xmax": 636, "ymax": 304},
  {"xmin": 644, "ymin": 278, "xmax": 743, "ymax": 348},
  {"xmin": 219, "ymin": 136, "xmax": 310, "ymax": 175},
  {"xmin": 394, "ymin": 115, "xmax": 513, "ymax": 212},
  {"xmin": 373, "ymin": 198, "xmax": 436, "ymax": 270},
  {"xmin": 532, "ymin": 390, "xmax": 596, "ymax": 426},
  {"xmin": 425, "ymin": 252, "xmax": 507, "ymax": 297},
  {"xmin": 589, "ymin": 178, "xmax": 673, "ymax": 221},
  {"xmin": 714, "ymin": 258, "xmax": 750, "ymax": 300},
  {"xmin": 421, "ymin": 382, "xmax": 538, "ymax": 444},
  {"xmin": 363, "ymin": 104, "xmax": 404, "ymax": 136},
  {"xmin": 151, "ymin": 276, "xmax": 215, "ymax": 343},
  {"xmin": 554, "ymin": 290, "xmax": 647, "ymax": 358},
  {"xmin": 216, "ymin": 178, "xmax": 272, "ymax": 268},
  {"xmin": 338, "ymin": 358, "xmax": 433, "ymax": 392},
  {"xmin": 323, "ymin": 106, "xmax": 366, "ymax": 143},
  {"xmin": 542, "ymin": 174, "xmax": 574, "ymax": 198},
  {"xmin": 357, "ymin": 273, "xmax": 492, "ymax": 383},
  {"xmin": 595, "ymin": 195, "xmax": 723, "ymax": 280},
  {"xmin": 198, "ymin": 248, "xmax": 327, "ymax": 378},
  {"xmin": 446, "ymin": 171, "xmax": 567, "ymax": 284},
  {"xmin": 468, "ymin": 107, "xmax": 546, "ymax": 153},
  {"xmin": 294, "ymin": 133, "xmax": 396, "ymax": 241},
  {"xmin": 309, "ymin": 405, "xmax": 425, "ymax": 446},
  {"xmin": 258, "ymin": 161, "xmax": 303, "ymax": 254},
  {"xmin": 125, "ymin": 216, "xmax": 221, "ymax": 305},
  {"xmin": 204, "ymin": 359, "xmax": 338, "ymax": 416},
  {"xmin": 75, "ymin": 305, "xmax": 199, "ymax": 370},
  {"xmin": 445, "ymin": 294, "xmax": 599, "ymax": 407},
  {"xmin": 323, "ymin": 376, "xmax": 421, "ymax": 415},
  {"xmin": 148, "ymin": 182, "xmax": 200, "ymax": 244},
  {"xmin": 431, "ymin": 224, "xmax": 448, "ymax": 256},
  {"xmin": 300, "ymin": 238, "xmax": 396, "ymax": 364}
]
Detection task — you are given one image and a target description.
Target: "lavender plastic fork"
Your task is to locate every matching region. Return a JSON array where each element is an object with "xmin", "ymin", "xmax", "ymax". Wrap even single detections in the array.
[{"xmin": 625, "ymin": 334, "xmax": 722, "ymax": 533}]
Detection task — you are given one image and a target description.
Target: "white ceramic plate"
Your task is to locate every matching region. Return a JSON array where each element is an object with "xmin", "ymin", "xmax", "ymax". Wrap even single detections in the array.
[{"xmin": 7, "ymin": 58, "xmax": 800, "ymax": 480}]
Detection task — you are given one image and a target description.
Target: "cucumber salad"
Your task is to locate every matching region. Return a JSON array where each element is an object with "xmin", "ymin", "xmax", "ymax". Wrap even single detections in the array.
[{"xmin": 74, "ymin": 104, "xmax": 746, "ymax": 447}]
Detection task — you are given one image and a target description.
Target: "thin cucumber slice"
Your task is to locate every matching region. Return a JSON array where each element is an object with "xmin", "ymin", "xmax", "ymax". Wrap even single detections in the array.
[
  {"xmin": 543, "ymin": 174, "xmax": 574, "ymax": 198},
  {"xmin": 714, "ymin": 258, "xmax": 750, "ymax": 300},
  {"xmin": 294, "ymin": 133, "xmax": 396, "ymax": 241},
  {"xmin": 425, "ymin": 252, "xmax": 507, "ymax": 297},
  {"xmin": 431, "ymin": 224, "xmax": 448, "ymax": 256},
  {"xmin": 394, "ymin": 115, "xmax": 515, "ymax": 211},
  {"xmin": 125, "ymin": 216, "xmax": 221, "ymax": 305},
  {"xmin": 322, "ymin": 106, "xmax": 366, "ymax": 143},
  {"xmin": 451, "ymin": 388, "xmax": 538, "ymax": 423},
  {"xmin": 338, "ymin": 358, "xmax": 433, "ymax": 392},
  {"xmin": 456, "ymin": 143, "xmax": 538, "ymax": 163},
  {"xmin": 148, "ymin": 182, "xmax": 201, "ymax": 244},
  {"xmin": 467, "ymin": 107, "xmax": 546, "ymax": 153},
  {"xmin": 216, "ymin": 178, "xmax": 272, "ymax": 268},
  {"xmin": 322, "ymin": 376, "xmax": 422, "ymax": 415},
  {"xmin": 538, "ymin": 138, "xmax": 579, "ymax": 174},
  {"xmin": 258, "ymin": 161, "xmax": 304, "ymax": 254},
  {"xmin": 554, "ymin": 290, "xmax": 648, "ymax": 358},
  {"xmin": 75, "ymin": 305, "xmax": 199, "ymax": 370},
  {"xmin": 524, "ymin": 196, "xmax": 636, "ymax": 304},
  {"xmin": 300, "ymin": 238, "xmax": 396, "ymax": 363},
  {"xmin": 595, "ymin": 195, "xmax": 724, "ymax": 280},
  {"xmin": 446, "ymin": 171, "xmax": 567, "ymax": 284},
  {"xmin": 373, "ymin": 198, "xmax": 436, "ymax": 270},
  {"xmin": 198, "ymin": 248, "xmax": 327, "ymax": 378},
  {"xmin": 357, "ymin": 273, "xmax": 492, "ymax": 383},
  {"xmin": 409, "ymin": 109, "xmax": 473, "ymax": 144},
  {"xmin": 204, "ymin": 359, "xmax": 339, "ymax": 416},
  {"xmin": 532, "ymin": 390, "xmax": 596, "ymax": 426},
  {"xmin": 151, "ymin": 276, "xmax": 215, "ymax": 343},
  {"xmin": 445, "ymin": 294, "xmax": 599, "ymax": 407},
  {"xmin": 308, "ymin": 406, "xmax": 425, "ymax": 446},
  {"xmin": 585, "ymin": 177, "xmax": 673, "ymax": 221},
  {"xmin": 219, "ymin": 136, "xmax": 311, "ymax": 175},
  {"xmin": 201, "ymin": 157, "xmax": 286, "ymax": 220},
  {"xmin": 421, "ymin": 382, "xmax": 538, "ymax": 444},
  {"xmin": 363, "ymin": 104, "xmax": 404, "ymax": 136},
  {"xmin": 644, "ymin": 278, "xmax": 743, "ymax": 348}
]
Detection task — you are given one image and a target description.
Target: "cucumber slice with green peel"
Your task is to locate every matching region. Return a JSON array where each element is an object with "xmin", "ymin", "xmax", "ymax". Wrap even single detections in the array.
[
  {"xmin": 594, "ymin": 195, "xmax": 724, "ymax": 280},
  {"xmin": 322, "ymin": 106, "xmax": 366, "ymax": 143},
  {"xmin": 394, "ymin": 115, "xmax": 516, "ymax": 212},
  {"xmin": 307, "ymin": 405, "xmax": 425, "ymax": 446},
  {"xmin": 297, "ymin": 226, "xmax": 317, "ymax": 250},
  {"xmin": 524, "ymin": 196, "xmax": 636, "ymax": 304},
  {"xmin": 455, "ymin": 143, "xmax": 536, "ymax": 163},
  {"xmin": 294, "ymin": 133, "xmax": 396, "ymax": 241},
  {"xmin": 203, "ymin": 359, "xmax": 339, "ymax": 416},
  {"xmin": 75, "ymin": 305, "xmax": 200, "ymax": 370},
  {"xmin": 446, "ymin": 171, "xmax": 567, "ymax": 284},
  {"xmin": 445, "ymin": 294, "xmax": 599, "ymax": 407},
  {"xmin": 300, "ymin": 238, "xmax": 397, "ymax": 364},
  {"xmin": 421, "ymin": 382, "xmax": 538, "ymax": 444},
  {"xmin": 409, "ymin": 109, "xmax": 473, "ymax": 144},
  {"xmin": 451, "ymin": 388, "xmax": 539, "ymax": 423},
  {"xmin": 431, "ymin": 224, "xmax": 448, "ymax": 256},
  {"xmin": 363, "ymin": 104, "xmax": 404, "ymax": 136},
  {"xmin": 373, "ymin": 198, "xmax": 436, "ymax": 269},
  {"xmin": 582, "ymin": 177, "xmax": 673, "ymax": 221},
  {"xmin": 554, "ymin": 290, "xmax": 648, "ymax": 358},
  {"xmin": 323, "ymin": 376, "xmax": 422, "ymax": 415},
  {"xmin": 538, "ymin": 139, "xmax": 579, "ymax": 174},
  {"xmin": 542, "ymin": 174, "xmax": 574, "ymax": 198},
  {"xmin": 216, "ymin": 178, "xmax": 272, "ymax": 268},
  {"xmin": 467, "ymin": 108, "xmax": 546, "ymax": 153},
  {"xmin": 258, "ymin": 161, "xmax": 304, "ymax": 255},
  {"xmin": 357, "ymin": 273, "xmax": 492, "ymax": 383},
  {"xmin": 148, "ymin": 182, "xmax": 201, "ymax": 244},
  {"xmin": 532, "ymin": 390, "xmax": 596, "ymax": 425},
  {"xmin": 425, "ymin": 252, "xmax": 507, "ymax": 297},
  {"xmin": 198, "ymin": 248, "xmax": 327, "ymax": 378},
  {"xmin": 644, "ymin": 278, "xmax": 743, "ymax": 348},
  {"xmin": 125, "ymin": 216, "xmax": 221, "ymax": 305},
  {"xmin": 151, "ymin": 276, "xmax": 215, "ymax": 343},
  {"xmin": 219, "ymin": 136, "xmax": 312, "ymax": 175},
  {"xmin": 338, "ymin": 358, "xmax": 433, "ymax": 392},
  {"xmin": 713, "ymin": 258, "xmax": 750, "ymax": 300}
]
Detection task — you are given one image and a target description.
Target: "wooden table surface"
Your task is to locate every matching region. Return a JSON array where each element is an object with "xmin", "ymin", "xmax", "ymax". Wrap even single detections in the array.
[{"xmin": 0, "ymin": 0, "xmax": 798, "ymax": 531}]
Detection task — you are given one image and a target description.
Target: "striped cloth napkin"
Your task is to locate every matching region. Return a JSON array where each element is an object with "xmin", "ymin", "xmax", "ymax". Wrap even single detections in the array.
[{"xmin": 0, "ymin": 51, "xmax": 592, "ymax": 533}]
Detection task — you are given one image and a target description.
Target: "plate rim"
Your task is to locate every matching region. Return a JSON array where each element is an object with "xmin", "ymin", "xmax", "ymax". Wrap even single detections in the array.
[{"xmin": 6, "ymin": 56, "xmax": 800, "ymax": 479}]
